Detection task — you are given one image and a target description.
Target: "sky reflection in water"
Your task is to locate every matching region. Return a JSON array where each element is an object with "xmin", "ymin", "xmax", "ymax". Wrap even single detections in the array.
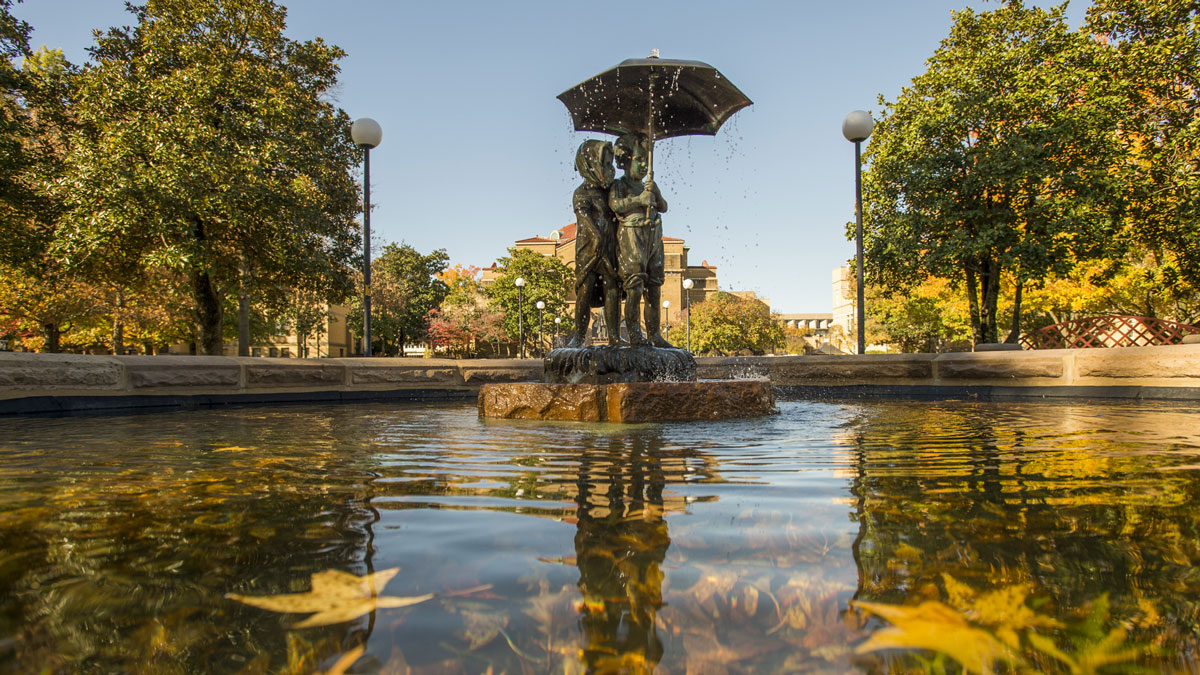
[{"xmin": 0, "ymin": 399, "xmax": 1198, "ymax": 673}]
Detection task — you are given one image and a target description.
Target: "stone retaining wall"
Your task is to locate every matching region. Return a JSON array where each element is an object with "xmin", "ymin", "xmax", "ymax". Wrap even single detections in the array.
[{"xmin": 2, "ymin": 344, "xmax": 1199, "ymax": 414}]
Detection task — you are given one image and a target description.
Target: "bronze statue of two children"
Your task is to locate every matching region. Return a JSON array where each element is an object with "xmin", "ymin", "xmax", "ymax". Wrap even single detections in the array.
[{"xmin": 567, "ymin": 135, "xmax": 674, "ymax": 349}]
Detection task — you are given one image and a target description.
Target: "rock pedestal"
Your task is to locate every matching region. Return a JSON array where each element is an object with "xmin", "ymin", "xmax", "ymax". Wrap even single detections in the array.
[{"xmin": 479, "ymin": 379, "xmax": 775, "ymax": 423}]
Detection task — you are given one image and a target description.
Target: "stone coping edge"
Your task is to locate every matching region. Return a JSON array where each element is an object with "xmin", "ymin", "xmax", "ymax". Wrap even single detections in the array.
[
  {"xmin": 0, "ymin": 388, "xmax": 476, "ymax": 417},
  {"xmin": 2, "ymin": 343, "xmax": 1200, "ymax": 415}
]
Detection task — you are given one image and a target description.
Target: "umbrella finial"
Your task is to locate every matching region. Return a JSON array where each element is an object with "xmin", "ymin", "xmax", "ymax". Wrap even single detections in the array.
[{"xmin": 648, "ymin": 48, "xmax": 660, "ymax": 59}]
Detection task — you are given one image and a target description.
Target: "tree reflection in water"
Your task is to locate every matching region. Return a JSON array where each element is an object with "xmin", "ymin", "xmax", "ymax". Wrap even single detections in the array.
[
  {"xmin": 3, "ymin": 400, "xmax": 1200, "ymax": 672},
  {"xmin": 846, "ymin": 402, "xmax": 1200, "ymax": 672}
]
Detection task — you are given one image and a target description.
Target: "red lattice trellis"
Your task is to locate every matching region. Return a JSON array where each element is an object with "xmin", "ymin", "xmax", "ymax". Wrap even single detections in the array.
[{"xmin": 1020, "ymin": 315, "xmax": 1200, "ymax": 350}]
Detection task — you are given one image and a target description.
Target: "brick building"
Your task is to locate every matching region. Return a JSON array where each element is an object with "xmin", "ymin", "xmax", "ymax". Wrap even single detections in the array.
[{"xmin": 481, "ymin": 223, "xmax": 721, "ymax": 334}]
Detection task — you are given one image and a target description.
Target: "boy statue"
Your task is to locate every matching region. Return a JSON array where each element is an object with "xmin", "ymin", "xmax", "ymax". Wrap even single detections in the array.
[{"xmin": 609, "ymin": 134, "xmax": 673, "ymax": 347}]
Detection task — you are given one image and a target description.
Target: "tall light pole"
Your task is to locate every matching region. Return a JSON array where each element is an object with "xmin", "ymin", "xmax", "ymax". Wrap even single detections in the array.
[
  {"xmin": 843, "ymin": 110, "xmax": 874, "ymax": 356},
  {"xmin": 662, "ymin": 300, "xmax": 671, "ymax": 341},
  {"xmin": 515, "ymin": 277, "xmax": 526, "ymax": 359},
  {"xmin": 351, "ymin": 118, "xmax": 382, "ymax": 357},
  {"xmin": 535, "ymin": 300, "xmax": 545, "ymax": 356},
  {"xmin": 682, "ymin": 278, "xmax": 693, "ymax": 352},
  {"xmin": 554, "ymin": 316, "xmax": 562, "ymax": 348}
]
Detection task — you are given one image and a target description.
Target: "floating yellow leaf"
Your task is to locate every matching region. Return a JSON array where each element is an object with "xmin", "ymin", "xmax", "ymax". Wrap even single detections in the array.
[
  {"xmin": 227, "ymin": 567, "xmax": 433, "ymax": 628},
  {"xmin": 852, "ymin": 599, "xmax": 1020, "ymax": 675},
  {"xmin": 941, "ymin": 574, "xmax": 1062, "ymax": 648}
]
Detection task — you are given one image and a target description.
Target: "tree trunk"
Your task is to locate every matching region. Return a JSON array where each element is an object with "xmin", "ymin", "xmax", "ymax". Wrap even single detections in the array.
[
  {"xmin": 113, "ymin": 289, "xmax": 125, "ymax": 355},
  {"xmin": 965, "ymin": 267, "xmax": 981, "ymax": 345},
  {"xmin": 237, "ymin": 264, "xmax": 250, "ymax": 357},
  {"xmin": 43, "ymin": 322, "xmax": 61, "ymax": 353},
  {"xmin": 190, "ymin": 221, "xmax": 224, "ymax": 355},
  {"xmin": 1005, "ymin": 281, "xmax": 1024, "ymax": 344},
  {"xmin": 978, "ymin": 257, "xmax": 1002, "ymax": 344}
]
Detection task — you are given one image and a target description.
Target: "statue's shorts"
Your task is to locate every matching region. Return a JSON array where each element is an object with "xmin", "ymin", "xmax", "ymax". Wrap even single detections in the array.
[{"xmin": 618, "ymin": 220, "xmax": 664, "ymax": 289}]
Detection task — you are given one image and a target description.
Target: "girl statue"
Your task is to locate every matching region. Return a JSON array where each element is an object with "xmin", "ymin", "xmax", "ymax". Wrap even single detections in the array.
[{"xmin": 567, "ymin": 139, "xmax": 622, "ymax": 347}]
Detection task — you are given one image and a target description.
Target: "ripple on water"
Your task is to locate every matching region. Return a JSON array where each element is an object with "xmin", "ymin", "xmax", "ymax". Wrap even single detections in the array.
[{"xmin": 1, "ymin": 398, "xmax": 1199, "ymax": 672}]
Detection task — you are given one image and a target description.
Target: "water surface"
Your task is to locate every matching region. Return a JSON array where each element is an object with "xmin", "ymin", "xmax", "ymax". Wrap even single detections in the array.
[{"xmin": 1, "ymin": 399, "xmax": 1198, "ymax": 673}]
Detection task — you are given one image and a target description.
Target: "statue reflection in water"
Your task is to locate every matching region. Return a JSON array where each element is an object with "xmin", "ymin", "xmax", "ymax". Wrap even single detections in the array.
[{"xmin": 571, "ymin": 431, "xmax": 674, "ymax": 671}]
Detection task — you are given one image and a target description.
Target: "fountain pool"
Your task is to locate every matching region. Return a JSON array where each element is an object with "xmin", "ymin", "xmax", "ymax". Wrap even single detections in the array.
[{"xmin": 1, "ymin": 398, "xmax": 1198, "ymax": 672}]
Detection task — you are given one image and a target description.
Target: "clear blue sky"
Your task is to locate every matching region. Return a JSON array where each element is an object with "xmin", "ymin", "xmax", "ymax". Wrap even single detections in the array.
[{"xmin": 13, "ymin": 0, "xmax": 1090, "ymax": 313}]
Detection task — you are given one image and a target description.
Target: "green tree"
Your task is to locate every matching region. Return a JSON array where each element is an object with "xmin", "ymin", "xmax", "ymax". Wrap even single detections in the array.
[
  {"xmin": 1086, "ymin": 0, "xmax": 1200, "ymax": 306},
  {"xmin": 55, "ymin": 0, "xmax": 360, "ymax": 355},
  {"xmin": 689, "ymin": 292, "xmax": 784, "ymax": 356},
  {"xmin": 0, "ymin": 0, "xmax": 34, "ymax": 265},
  {"xmin": 862, "ymin": 2, "xmax": 1121, "ymax": 344},
  {"xmin": 485, "ymin": 248, "xmax": 572, "ymax": 350},
  {"xmin": 348, "ymin": 243, "xmax": 449, "ymax": 355}
]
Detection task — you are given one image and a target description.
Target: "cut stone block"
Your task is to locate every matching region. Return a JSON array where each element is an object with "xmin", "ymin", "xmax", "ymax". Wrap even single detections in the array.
[
  {"xmin": 937, "ymin": 353, "xmax": 1063, "ymax": 380},
  {"xmin": 478, "ymin": 379, "xmax": 775, "ymax": 423},
  {"xmin": 478, "ymin": 383, "xmax": 604, "ymax": 422},
  {"xmin": 606, "ymin": 379, "xmax": 775, "ymax": 423},
  {"xmin": 1076, "ymin": 344, "xmax": 1200, "ymax": 379},
  {"xmin": 245, "ymin": 362, "xmax": 345, "ymax": 388},
  {"xmin": 119, "ymin": 356, "xmax": 240, "ymax": 389},
  {"xmin": 0, "ymin": 353, "xmax": 121, "ymax": 390}
]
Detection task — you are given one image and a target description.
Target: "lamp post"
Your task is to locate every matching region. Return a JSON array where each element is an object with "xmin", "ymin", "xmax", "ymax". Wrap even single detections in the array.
[
  {"xmin": 682, "ymin": 278, "xmax": 693, "ymax": 351},
  {"xmin": 351, "ymin": 118, "xmax": 382, "ymax": 357},
  {"xmin": 536, "ymin": 300, "xmax": 546, "ymax": 356},
  {"xmin": 843, "ymin": 110, "xmax": 874, "ymax": 356},
  {"xmin": 515, "ymin": 277, "xmax": 526, "ymax": 358},
  {"xmin": 662, "ymin": 300, "xmax": 671, "ymax": 340},
  {"xmin": 554, "ymin": 316, "xmax": 561, "ymax": 348}
]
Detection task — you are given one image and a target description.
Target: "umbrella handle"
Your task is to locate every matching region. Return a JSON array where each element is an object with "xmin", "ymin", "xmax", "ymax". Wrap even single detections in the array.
[{"xmin": 645, "ymin": 139, "xmax": 654, "ymax": 220}]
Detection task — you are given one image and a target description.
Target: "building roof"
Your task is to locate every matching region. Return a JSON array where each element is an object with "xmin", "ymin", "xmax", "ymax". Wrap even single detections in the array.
[
  {"xmin": 515, "ymin": 236, "xmax": 555, "ymax": 244},
  {"xmin": 555, "ymin": 223, "xmax": 577, "ymax": 243},
  {"xmin": 662, "ymin": 235, "xmax": 684, "ymax": 242}
]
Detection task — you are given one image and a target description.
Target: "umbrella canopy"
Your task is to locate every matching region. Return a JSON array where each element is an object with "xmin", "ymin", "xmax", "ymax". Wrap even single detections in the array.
[{"xmin": 557, "ymin": 56, "xmax": 752, "ymax": 142}]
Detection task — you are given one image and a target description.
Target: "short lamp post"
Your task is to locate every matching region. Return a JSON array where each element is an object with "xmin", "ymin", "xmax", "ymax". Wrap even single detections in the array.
[
  {"xmin": 662, "ymin": 300, "xmax": 671, "ymax": 340},
  {"xmin": 842, "ymin": 110, "xmax": 874, "ymax": 356},
  {"xmin": 514, "ymin": 277, "xmax": 526, "ymax": 358},
  {"xmin": 351, "ymin": 117, "xmax": 383, "ymax": 357},
  {"xmin": 681, "ymin": 278, "xmax": 693, "ymax": 351},
  {"xmin": 535, "ymin": 300, "xmax": 546, "ymax": 356},
  {"xmin": 554, "ymin": 316, "xmax": 562, "ymax": 348}
]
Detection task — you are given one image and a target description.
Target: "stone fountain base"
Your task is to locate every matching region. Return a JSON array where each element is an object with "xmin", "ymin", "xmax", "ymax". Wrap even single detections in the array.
[
  {"xmin": 543, "ymin": 345, "xmax": 696, "ymax": 385},
  {"xmin": 478, "ymin": 379, "xmax": 775, "ymax": 423}
]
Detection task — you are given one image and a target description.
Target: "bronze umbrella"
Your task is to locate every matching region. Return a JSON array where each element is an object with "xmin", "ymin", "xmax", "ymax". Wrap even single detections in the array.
[{"xmin": 556, "ymin": 53, "xmax": 752, "ymax": 178}]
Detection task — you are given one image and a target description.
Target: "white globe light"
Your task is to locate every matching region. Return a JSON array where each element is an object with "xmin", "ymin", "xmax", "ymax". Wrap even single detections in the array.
[
  {"xmin": 554, "ymin": 317, "xmax": 561, "ymax": 324},
  {"xmin": 682, "ymin": 279, "xmax": 694, "ymax": 290},
  {"xmin": 536, "ymin": 301, "xmax": 545, "ymax": 310},
  {"xmin": 662, "ymin": 300, "xmax": 670, "ymax": 309},
  {"xmin": 514, "ymin": 277, "xmax": 526, "ymax": 288},
  {"xmin": 842, "ymin": 110, "xmax": 874, "ymax": 143},
  {"xmin": 351, "ymin": 118, "xmax": 383, "ymax": 148}
]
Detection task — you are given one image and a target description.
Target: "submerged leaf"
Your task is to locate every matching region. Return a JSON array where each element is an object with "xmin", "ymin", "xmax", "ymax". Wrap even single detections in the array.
[{"xmin": 227, "ymin": 567, "xmax": 434, "ymax": 628}]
